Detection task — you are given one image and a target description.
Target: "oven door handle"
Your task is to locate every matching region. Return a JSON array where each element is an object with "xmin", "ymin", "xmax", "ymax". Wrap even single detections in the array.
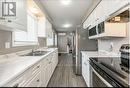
[{"xmin": 90, "ymin": 65, "xmax": 113, "ymax": 87}]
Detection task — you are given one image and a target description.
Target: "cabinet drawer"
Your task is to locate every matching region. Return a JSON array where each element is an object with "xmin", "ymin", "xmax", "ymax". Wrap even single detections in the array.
[
  {"xmin": 5, "ymin": 76, "xmax": 26, "ymax": 87},
  {"xmin": 25, "ymin": 72, "xmax": 41, "ymax": 87},
  {"xmin": 31, "ymin": 63, "xmax": 41, "ymax": 75},
  {"xmin": 23, "ymin": 62, "xmax": 41, "ymax": 82}
]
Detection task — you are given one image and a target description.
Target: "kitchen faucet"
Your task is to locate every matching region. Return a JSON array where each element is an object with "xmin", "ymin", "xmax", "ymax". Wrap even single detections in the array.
[
  {"xmin": 32, "ymin": 48, "xmax": 37, "ymax": 53},
  {"xmin": 109, "ymin": 42, "xmax": 114, "ymax": 52}
]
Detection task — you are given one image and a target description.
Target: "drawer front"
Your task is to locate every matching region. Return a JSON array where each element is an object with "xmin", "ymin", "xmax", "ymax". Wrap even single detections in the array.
[
  {"xmin": 31, "ymin": 63, "xmax": 41, "ymax": 75},
  {"xmin": 5, "ymin": 76, "xmax": 26, "ymax": 87},
  {"xmin": 24, "ymin": 62, "xmax": 41, "ymax": 81},
  {"xmin": 25, "ymin": 72, "xmax": 41, "ymax": 87}
]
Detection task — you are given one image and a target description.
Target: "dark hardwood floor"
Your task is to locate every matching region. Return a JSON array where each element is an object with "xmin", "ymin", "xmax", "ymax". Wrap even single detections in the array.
[{"xmin": 47, "ymin": 54, "xmax": 87, "ymax": 87}]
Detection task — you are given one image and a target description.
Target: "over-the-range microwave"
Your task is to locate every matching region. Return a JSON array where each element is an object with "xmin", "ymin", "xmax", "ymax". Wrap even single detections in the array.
[{"xmin": 88, "ymin": 22, "xmax": 105, "ymax": 37}]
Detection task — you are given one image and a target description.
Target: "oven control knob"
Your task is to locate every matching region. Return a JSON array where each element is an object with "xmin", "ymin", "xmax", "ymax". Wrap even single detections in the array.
[
  {"xmin": 126, "ymin": 46, "xmax": 130, "ymax": 49},
  {"xmin": 121, "ymin": 46, "xmax": 125, "ymax": 49}
]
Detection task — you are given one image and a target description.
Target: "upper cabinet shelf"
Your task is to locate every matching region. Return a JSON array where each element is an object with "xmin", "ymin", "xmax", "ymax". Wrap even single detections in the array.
[{"xmin": 0, "ymin": 0, "xmax": 27, "ymax": 31}]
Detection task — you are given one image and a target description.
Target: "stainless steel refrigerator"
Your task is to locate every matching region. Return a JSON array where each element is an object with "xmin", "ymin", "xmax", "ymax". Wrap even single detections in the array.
[{"xmin": 72, "ymin": 26, "xmax": 98, "ymax": 75}]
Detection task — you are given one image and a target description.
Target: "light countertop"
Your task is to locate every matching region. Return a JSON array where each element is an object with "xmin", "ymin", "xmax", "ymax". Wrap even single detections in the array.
[
  {"xmin": 0, "ymin": 48, "xmax": 58, "ymax": 87},
  {"xmin": 81, "ymin": 51, "xmax": 120, "ymax": 58}
]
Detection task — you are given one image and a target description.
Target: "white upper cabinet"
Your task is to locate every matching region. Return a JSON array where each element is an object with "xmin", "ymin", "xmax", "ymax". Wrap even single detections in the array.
[
  {"xmin": 38, "ymin": 17, "xmax": 46, "ymax": 37},
  {"xmin": 0, "ymin": 0, "xmax": 27, "ymax": 31},
  {"xmin": 38, "ymin": 17, "xmax": 54, "ymax": 39},
  {"xmin": 15, "ymin": 0, "xmax": 27, "ymax": 31},
  {"xmin": 83, "ymin": 0, "xmax": 129, "ymax": 29},
  {"xmin": 46, "ymin": 19, "xmax": 53, "ymax": 38},
  {"xmin": 104, "ymin": 0, "xmax": 129, "ymax": 17}
]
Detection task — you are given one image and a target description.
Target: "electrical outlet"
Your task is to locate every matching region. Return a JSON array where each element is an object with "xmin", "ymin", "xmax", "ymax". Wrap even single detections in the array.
[{"xmin": 5, "ymin": 42, "xmax": 10, "ymax": 48}]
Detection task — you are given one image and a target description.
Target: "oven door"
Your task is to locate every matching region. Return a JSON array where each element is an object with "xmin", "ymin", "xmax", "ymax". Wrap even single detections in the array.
[{"xmin": 90, "ymin": 66, "xmax": 113, "ymax": 87}]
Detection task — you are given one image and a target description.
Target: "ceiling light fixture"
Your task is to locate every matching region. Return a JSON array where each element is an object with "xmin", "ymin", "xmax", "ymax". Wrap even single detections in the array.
[
  {"xmin": 63, "ymin": 23, "xmax": 72, "ymax": 28},
  {"xmin": 61, "ymin": 0, "xmax": 71, "ymax": 5}
]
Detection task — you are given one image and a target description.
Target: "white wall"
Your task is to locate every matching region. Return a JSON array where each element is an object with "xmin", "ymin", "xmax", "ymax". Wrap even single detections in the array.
[{"xmin": 98, "ymin": 22, "xmax": 130, "ymax": 53}]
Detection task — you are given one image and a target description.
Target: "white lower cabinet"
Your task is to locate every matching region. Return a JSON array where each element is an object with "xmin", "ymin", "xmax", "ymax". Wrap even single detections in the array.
[
  {"xmin": 25, "ymin": 72, "xmax": 42, "ymax": 87},
  {"xmin": 5, "ymin": 49, "xmax": 58, "ymax": 87},
  {"xmin": 82, "ymin": 53, "xmax": 90, "ymax": 87}
]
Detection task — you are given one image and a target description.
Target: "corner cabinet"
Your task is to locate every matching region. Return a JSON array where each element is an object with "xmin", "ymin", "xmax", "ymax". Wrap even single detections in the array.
[
  {"xmin": 0, "ymin": 0, "xmax": 27, "ymax": 31},
  {"xmin": 4, "ymin": 49, "xmax": 58, "ymax": 87}
]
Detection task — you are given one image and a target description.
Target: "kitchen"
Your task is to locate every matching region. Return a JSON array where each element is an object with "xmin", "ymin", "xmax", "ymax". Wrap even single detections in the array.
[{"xmin": 0, "ymin": 0, "xmax": 129, "ymax": 87}]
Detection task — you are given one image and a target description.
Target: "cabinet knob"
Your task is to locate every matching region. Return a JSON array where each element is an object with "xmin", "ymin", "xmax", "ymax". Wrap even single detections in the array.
[
  {"xmin": 8, "ymin": 20, "xmax": 12, "ymax": 22},
  {"xmin": 37, "ymin": 79, "xmax": 40, "ymax": 82},
  {"xmin": 37, "ymin": 66, "xmax": 40, "ymax": 68},
  {"xmin": 13, "ymin": 83, "xmax": 19, "ymax": 87}
]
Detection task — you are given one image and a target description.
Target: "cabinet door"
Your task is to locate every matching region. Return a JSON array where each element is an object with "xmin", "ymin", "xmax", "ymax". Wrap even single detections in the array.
[
  {"xmin": 0, "ymin": 0, "xmax": 4, "ymax": 18},
  {"xmin": 0, "ymin": 0, "xmax": 27, "ymax": 31},
  {"xmin": 51, "ymin": 51, "xmax": 58, "ymax": 71},
  {"xmin": 46, "ymin": 19, "xmax": 52, "ymax": 38},
  {"xmin": 86, "ymin": 14, "xmax": 92, "ymax": 28},
  {"xmin": 105, "ymin": 0, "xmax": 129, "ymax": 17},
  {"xmin": 41, "ymin": 65, "xmax": 48, "ymax": 87},
  {"xmin": 82, "ymin": 54, "xmax": 90, "ymax": 87},
  {"xmin": 45, "ymin": 62, "xmax": 52, "ymax": 85},
  {"xmin": 94, "ymin": 1, "xmax": 106, "ymax": 24},
  {"xmin": 38, "ymin": 17, "xmax": 46, "ymax": 37},
  {"xmin": 15, "ymin": 0, "xmax": 27, "ymax": 31},
  {"xmin": 7, "ymin": 0, "xmax": 27, "ymax": 31},
  {"xmin": 43, "ymin": 55, "xmax": 53, "ymax": 86}
]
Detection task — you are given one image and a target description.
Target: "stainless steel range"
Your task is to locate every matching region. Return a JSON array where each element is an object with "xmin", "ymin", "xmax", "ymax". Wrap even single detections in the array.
[
  {"xmin": 89, "ymin": 44, "xmax": 130, "ymax": 87},
  {"xmin": 120, "ymin": 44, "xmax": 130, "ymax": 73}
]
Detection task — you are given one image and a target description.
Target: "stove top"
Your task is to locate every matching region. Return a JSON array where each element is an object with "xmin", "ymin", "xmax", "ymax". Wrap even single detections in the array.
[{"xmin": 90, "ymin": 57, "xmax": 129, "ymax": 87}]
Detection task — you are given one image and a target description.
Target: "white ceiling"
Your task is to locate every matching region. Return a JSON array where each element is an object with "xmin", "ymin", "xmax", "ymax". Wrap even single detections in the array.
[{"xmin": 40, "ymin": 0, "xmax": 95, "ymax": 32}]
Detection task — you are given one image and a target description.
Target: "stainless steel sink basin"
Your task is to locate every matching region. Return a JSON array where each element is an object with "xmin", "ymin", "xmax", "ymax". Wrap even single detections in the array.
[{"xmin": 21, "ymin": 51, "xmax": 49, "ymax": 56}]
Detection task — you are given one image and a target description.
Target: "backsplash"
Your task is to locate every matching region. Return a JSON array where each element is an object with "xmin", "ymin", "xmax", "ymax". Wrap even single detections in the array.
[
  {"xmin": 98, "ymin": 22, "xmax": 130, "ymax": 53},
  {"xmin": 0, "ymin": 30, "xmax": 47, "ymax": 55},
  {"xmin": 0, "ymin": 30, "xmax": 12, "ymax": 49}
]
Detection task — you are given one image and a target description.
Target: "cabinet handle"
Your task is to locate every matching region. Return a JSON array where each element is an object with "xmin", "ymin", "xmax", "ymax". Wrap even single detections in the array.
[
  {"xmin": 8, "ymin": 20, "xmax": 12, "ymax": 22},
  {"xmin": 37, "ymin": 65, "xmax": 40, "ymax": 68},
  {"xmin": 37, "ymin": 79, "xmax": 40, "ymax": 82},
  {"xmin": 0, "ymin": 17, "xmax": 6, "ymax": 20},
  {"xmin": 13, "ymin": 83, "xmax": 19, "ymax": 87}
]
